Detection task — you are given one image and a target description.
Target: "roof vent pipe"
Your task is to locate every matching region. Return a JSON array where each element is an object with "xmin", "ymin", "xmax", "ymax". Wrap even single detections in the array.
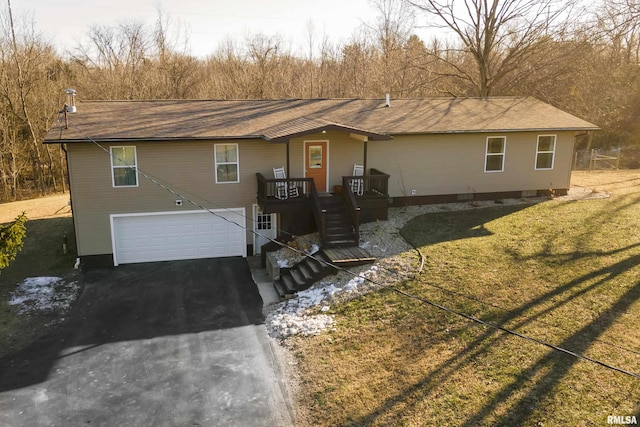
[
  {"xmin": 64, "ymin": 89, "xmax": 77, "ymax": 113},
  {"xmin": 62, "ymin": 89, "xmax": 77, "ymax": 130},
  {"xmin": 385, "ymin": 93, "xmax": 390, "ymax": 107}
]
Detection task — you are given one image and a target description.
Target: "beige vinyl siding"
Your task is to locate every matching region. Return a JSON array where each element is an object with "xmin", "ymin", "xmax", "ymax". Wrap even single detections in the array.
[
  {"xmin": 289, "ymin": 131, "xmax": 367, "ymax": 190},
  {"xmin": 67, "ymin": 139, "xmax": 286, "ymax": 257},
  {"xmin": 367, "ymin": 131, "xmax": 575, "ymax": 198},
  {"xmin": 68, "ymin": 129, "xmax": 576, "ymax": 258}
]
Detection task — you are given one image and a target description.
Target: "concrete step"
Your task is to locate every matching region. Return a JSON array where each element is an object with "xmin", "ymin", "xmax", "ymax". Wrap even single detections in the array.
[
  {"xmin": 304, "ymin": 256, "xmax": 324, "ymax": 275},
  {"xmin": 281, "ymin": 273, "xmax": 299, "ymax": 294},
  {"xmin": 289, "ymin": 269, "xmax": 307, "ymax": 288},
  {"xmin": 274, "ymin": 279, "xmax": 295, "ymax": 298},
  {"xmin": 298, "ymin": 262, "xmax": 314, "ymax": 282}
]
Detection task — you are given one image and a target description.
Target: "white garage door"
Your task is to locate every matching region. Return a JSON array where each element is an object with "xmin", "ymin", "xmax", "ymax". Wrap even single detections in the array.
[{"xmin": 111, "ymin": 209, "xmax": 246, "ymax": 265}]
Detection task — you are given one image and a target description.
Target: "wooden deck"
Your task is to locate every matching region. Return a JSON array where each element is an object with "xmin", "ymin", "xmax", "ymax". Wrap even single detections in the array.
[{"xmin": 322, "ymin": 246, "xmax": 376, "ymax": 266}]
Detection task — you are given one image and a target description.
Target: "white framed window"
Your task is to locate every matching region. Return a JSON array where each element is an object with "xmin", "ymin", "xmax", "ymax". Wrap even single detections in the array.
[
  {"xmin": 535, "ymin": 135, "xmax": 556, "ymax": 170},
  {"xmin": 485, "ymin": 136, "xmax": 506, "ymax": 172},
  {"xmin": 111, "ymin": 146, "xmax": 138, "ymax": 187},
  {"xmin": 215, "ymin": 144, "xmax": 239, "ymax": 183}
]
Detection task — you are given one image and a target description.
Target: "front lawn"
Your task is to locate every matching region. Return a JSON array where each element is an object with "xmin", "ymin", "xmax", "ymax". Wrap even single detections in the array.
[{"xmin": 291, "ymin": 170, "xmax": 640, "ymax": 426}]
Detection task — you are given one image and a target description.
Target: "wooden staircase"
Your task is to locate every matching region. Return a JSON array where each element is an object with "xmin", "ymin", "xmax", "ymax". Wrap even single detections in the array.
[
  {"xmin": 271, "ymin": 190, "xmax": 375, "ymax": 298},
  {"xmin": 318, "ymin": 194, "xmax": 358, "ymax": 248},
  {"xmin": 274, "ymin": 251, "xmax": 334, "ymax": 297},
  {"xmin": 274, "ymin": 247, "xmax": 376, "ymax": 298}
]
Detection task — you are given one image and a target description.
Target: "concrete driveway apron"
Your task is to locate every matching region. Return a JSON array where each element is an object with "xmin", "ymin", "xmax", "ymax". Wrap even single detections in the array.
[{"xmin": 0, "ymin": 258, "xmax": 294, "ymax": 426}]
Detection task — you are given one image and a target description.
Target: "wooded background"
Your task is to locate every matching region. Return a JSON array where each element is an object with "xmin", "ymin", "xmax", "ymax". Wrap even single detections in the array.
[{"xmin": 1, "ymin": 0, "xmax": 639, "ymax": 201}]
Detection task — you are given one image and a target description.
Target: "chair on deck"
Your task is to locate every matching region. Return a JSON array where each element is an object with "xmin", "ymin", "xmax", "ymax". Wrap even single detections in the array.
[
  {"xmin": 350, "ymin": 164, "xmax": 364, "ymax": 196},
  {"xmin": 273, "ymin": 167, "xmax": 299, "ymax": 199}
]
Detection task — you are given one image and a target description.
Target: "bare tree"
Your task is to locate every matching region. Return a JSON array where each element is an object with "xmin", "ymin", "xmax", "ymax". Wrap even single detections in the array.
[
  {"xmin": 340, "ymin": 32, "xmax": 377, "ymax": 97},
  {"xmin": 406, "ymin": 0, "xmax": 580, "ymax": 96},
  {"xmin": 316, "ymin": 37, "xmax": 342, "ymax": 97},
  {"xmin": 152, "ymin": 7, "xmax": 200, "ymax": 98},
  {"xmin": 596, "ymin": 0, "xmax": 640, "ymax": 64},
  {"xmin": 71, "ymin": 21, "xmax": 153, "ymax": 99},
  {"xmin": 0, "ymin": 2, "xmax": 69, "ymax": 200},
  {"xmin": 245, "ymin": 34, "xmax": 290, "ymax": 99},
  {"xmin": 4, "ymin": 0, "xmax": 45, "ymax": 194},
  {"xmin": 368, "ymin": 0, "xmax": 416, "ymax": 95}
]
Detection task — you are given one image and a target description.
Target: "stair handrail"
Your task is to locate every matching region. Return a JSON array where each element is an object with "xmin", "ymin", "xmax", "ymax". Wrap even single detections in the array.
[
  {"xmin": 308, "ymin": 179, "xmax": 327, "ymax": 245},
  {"xmin": 342, "ymin": 176, "xmax": 361, "ymax": 246}
]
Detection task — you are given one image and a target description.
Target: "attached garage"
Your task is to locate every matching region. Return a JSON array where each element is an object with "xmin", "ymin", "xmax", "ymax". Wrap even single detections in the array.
[{"xmin": 111, "ymin": 209, "xmax": 246, "ymax": 265}]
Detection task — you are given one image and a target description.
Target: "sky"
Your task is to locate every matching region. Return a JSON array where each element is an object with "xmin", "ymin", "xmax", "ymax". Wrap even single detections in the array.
[{"xmin": 12, "ymin": 0, "xmax": 385, "ymax": 58}]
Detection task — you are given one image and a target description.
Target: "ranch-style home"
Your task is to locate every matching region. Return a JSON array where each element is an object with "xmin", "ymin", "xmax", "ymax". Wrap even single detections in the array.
[{"xmin": 44, "ymin": 97, "xmax": 598, "ymax": 268}]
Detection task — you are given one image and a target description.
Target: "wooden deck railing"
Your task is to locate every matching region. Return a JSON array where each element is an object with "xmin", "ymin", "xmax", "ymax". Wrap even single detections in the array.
[
  {"xmin": 342, "ymin": 168, "xmax": 390, "ymax": 199},
  {"xmin": 257, "ymin": 168, "xmax": 389, "ymax": 242},
  {"xmin": 341, "ymin": 176, "xmax": 361, "ymax": 246},
  {"xmin": 367, "ymin": 168, "xmax": 390, "ymax": 196},
  {"xmin": 307, "ymin": 179, "xmax": 326, "ymax": 243},
  {"xmin": 256, "ymin": 173, "xmax": 314, "ymax": 205},
  {"xmin": 343, "ymin": 168, "xmax": 390, "ymax": 224}
]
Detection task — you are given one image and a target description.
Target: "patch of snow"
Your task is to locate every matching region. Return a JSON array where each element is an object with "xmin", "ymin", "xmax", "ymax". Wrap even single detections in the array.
[
  {"xmin": 289, "ymin": 283, "xmax": 341, "ymax": 315},
  {"xmin": 277, "ymin": 259, "xmax": 292, "ymax": 268},
  {"xmin": 271, "ymin": 233, "xmax": 321, "ymax": 270},
  {"xmin": 9, "ymin": 277, "xmax": 80, "ymax": 315},
  {"xmin": 266, "ymin": 283, "xmax": 341, "ymax": 338},
  {"xmin": 266, "ymin": 266, "xmax": 384, "ymax": 339},
  {"xmin": 268, "ymin": 312, "xmax": 335, "ymax": 338},
  {"xmin": 343, "ymin": 266, "xmax": 379, "ymax": 292}
]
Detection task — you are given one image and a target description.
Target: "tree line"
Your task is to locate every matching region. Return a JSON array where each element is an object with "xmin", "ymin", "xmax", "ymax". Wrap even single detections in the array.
[{"xmin": 1, "ymin": 0, "xmax": 639, "ymax": 201}]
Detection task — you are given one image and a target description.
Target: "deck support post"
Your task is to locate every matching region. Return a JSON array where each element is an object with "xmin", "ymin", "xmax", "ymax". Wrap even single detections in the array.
[
  {"xmin": 286, "ymin": 140, "xmax": 291, "ymax": 177},
  {"xmin": 363, "ymin": 140, "xmax": 368, "ymax": 175}
]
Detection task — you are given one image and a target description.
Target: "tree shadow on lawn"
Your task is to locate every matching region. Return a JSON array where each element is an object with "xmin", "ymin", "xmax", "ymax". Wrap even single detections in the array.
[
  {"xmin": 504, "ymin": 194, "xmax": 640, "ymax": 263},
  {"xmin": 462, "ymin": 251, "xmax": 640, "ymax": 426},
  {"xmin": 345, "ymin": 247, "xmax": 640, "ymax": 426},
  {"xmin": 400, "ymin": 204, "xmax": 529, "ymax": 247}
]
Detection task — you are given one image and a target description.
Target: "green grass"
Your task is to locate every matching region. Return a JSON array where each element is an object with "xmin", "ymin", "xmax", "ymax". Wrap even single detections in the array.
[
  {"xmin": 293, "ymin": 171, "xmax": 640, "ymax": 426},
  {"xmin": 0, "ymin": 217, "xmax": 78, "ymax": 359}
]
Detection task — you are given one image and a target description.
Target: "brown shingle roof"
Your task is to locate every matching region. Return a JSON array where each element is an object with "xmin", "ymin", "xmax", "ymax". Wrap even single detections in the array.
[
  {"xmin": 44, "ymin": 97, "xmax": 598, "ymax": 143},
  {"xmin": 262, "ymin": 116, "xmax": 391, "ymax": 141}
]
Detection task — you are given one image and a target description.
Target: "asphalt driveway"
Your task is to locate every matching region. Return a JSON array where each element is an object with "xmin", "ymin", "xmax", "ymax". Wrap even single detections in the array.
[{"xmin": 0, "ymin": 258, "xmax": 294, "ymax": 426}]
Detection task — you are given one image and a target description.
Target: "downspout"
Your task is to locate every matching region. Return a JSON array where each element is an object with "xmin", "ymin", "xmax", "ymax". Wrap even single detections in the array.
[{"xmin": 61, "ymin": 143, "xmax": 80, "ymax": 267}]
